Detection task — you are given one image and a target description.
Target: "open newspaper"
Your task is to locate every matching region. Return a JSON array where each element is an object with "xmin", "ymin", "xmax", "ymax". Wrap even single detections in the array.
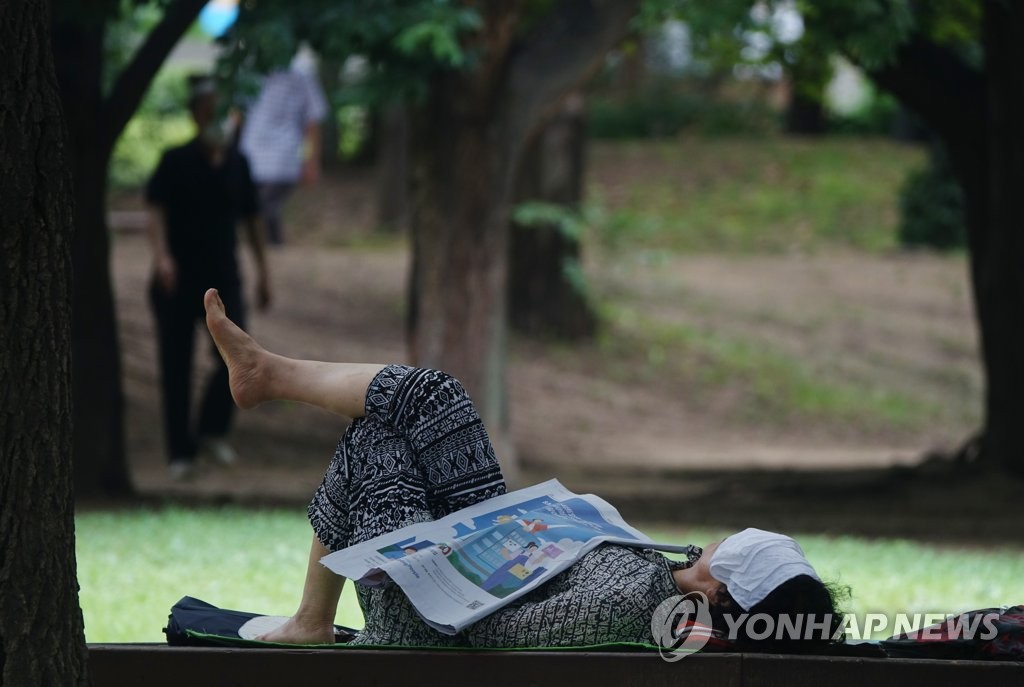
[{"xmin": 320, "ymin": 479, "xmax": 692, "ymax": 635}]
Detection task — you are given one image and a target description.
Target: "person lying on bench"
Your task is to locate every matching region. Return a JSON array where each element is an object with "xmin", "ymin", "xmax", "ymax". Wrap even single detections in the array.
[{"xmin": 202, "ymin": 288, "xmax": 844, "ymax": 649}]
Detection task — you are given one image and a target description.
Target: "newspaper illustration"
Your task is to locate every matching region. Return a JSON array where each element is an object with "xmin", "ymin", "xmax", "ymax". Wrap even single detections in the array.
[{"xmin": 320, "ymin": 479, "xmax": 692, "ymax": 635}]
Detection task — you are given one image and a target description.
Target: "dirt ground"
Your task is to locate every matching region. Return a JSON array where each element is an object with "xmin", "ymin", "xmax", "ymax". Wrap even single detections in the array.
[{"xmin": 108, "ymin": 167, "xmax": 1020, "ymax": 544}]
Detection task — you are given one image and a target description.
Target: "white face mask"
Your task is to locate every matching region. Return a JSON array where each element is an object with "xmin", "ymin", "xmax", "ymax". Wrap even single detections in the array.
[
  {"xmin": 708, "ymin": 528, "xmax": 821, "ymax": 611},
  {"xmin": 200, "ymin": 116, "xmax": 237, "ymax": 149}
]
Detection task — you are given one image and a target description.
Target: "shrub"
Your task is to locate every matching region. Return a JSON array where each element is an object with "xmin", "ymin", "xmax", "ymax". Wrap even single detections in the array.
[
  {"xmin": 588, "ymin": 89, "xmax": 776, "ymax": 139},
  {"xmin": 829, "ymin": 91, "xmax": 901, "ymax": 136},
  {"xmin": 898, "ymin": 144, "xmax": 967, "ymax": 251}
]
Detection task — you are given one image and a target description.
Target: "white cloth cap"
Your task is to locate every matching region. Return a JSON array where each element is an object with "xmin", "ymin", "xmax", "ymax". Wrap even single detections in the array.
[{"xmin": 708, "ymin": 528, "xmax": 820, "ymax": 611}]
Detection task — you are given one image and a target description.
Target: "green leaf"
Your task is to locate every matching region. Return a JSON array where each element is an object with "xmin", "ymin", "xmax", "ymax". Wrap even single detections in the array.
[
  {"xmin": 513, "ymin": 201, "xmax": 583, "ymax": 241},
  {"xmin": 394, "ymin": 21, "xmax": 465, "ymax": 66}
]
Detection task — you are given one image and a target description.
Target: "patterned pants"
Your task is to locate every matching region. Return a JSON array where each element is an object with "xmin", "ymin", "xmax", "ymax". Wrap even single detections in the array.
[{"xmin": 307, "ymin": 365, "xmax": 507, "ymax": 645}]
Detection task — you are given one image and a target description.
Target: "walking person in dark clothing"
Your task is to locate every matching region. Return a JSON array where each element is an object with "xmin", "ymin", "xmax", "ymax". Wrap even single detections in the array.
[{"xmin": 147, "ymin": 75, "xmax": 271, "ymax": 480}]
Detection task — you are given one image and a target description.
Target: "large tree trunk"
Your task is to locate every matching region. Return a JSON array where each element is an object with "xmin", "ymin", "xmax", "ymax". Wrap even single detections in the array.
[
  {"xmin": 70, "ymin": 152, "xmax": 132, "ymax": 495},
  {"xmin": 0, "ymin": 0, "xmax": 89, "ymax": 682},
  {"xmin": 409, "ymin": 74, "xmax": 512, "ymax": 436},
  {"xmin": 978, "ymin": 0, "xmax": 1024, "ymax": 475},
  {"xmin": 50, "ymin": 0, "xmax": 205, "ymax": 498},
  {"xmin": 509, "ymin": 92, "xmax": 596, "ymax": 339},
  {"xmin": 51, "ymin": 17, "xmax": 133, "ymax": 498},
  {"xmin": 865, "ymin": 21, "xmax": 1024, "ymax": 474},
  {"xmin": 406, "ymin": 2, "xmax": 640, "ymax": 480}
]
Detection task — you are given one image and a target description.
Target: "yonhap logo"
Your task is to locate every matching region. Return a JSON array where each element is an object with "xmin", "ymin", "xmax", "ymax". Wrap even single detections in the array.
[
  {"xmin": 650, "ymin": 603, "xmax": 1003, "ymax": 660},
  {"xmin": 651, "ymin": 591, "xmax": 714, "ymax": 662}
]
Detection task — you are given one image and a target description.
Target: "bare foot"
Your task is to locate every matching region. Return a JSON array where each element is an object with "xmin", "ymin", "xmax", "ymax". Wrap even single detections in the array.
[
  {"xmin": 256, "ymin": 615, "xmax": 336, "ymax": 645},
  {"xmin": 204, "ymin": 288, "xmax": 272, "ymax": 409}
]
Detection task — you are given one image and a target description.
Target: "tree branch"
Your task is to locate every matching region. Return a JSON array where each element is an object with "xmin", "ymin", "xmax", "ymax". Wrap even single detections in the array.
[
  {"xmin": 503, "ymin": 0, "xmax": 641, "ymax": 145},
  {"xmin": 860, "ymin": 34, "xmax": 985, "ymax": 148},
  {"xmin": 101, "ymin": 0, "xmax": 206, "ymax": 151}
]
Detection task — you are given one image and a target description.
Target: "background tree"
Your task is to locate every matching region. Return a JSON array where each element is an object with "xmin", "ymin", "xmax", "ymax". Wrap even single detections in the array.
[
  {"xmin": 1, "ymin": 0, "xmax": 89, "ymax": 682},
  {"xmin": 224, "ymin": 1, "xmax": 642, "ymax": 460},
  {"xmin": 50, "ymin": 0, "xmax": 206, "ymax": 499},
  {"xmin": 780, "ymin": 20, "xmax": 832, "ymax": 135},
  {"xmin": 375, "ymin": 103, "xmax": 412, "ymax": 233},
  {"xmin": 406, "ymin": 1, "xmax": 640, "ymax": 442},
  {"xmin": 666, "ymin": 0, "xmax": 1023, "ymax": 474},
  {"xmin": 808, "ymin": 0, "xmax": 1024, "ymax": 473},
  {"xmin": 509, "ymin": 92, "xmax": 597, "ymax": 339}
]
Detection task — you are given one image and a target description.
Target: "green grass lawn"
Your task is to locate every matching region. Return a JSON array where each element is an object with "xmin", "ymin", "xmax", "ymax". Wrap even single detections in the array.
[
  {"xmin": 597, "ymin": 304, "xmax": 943, "ymax": 432},
  {"xmin": 77, "ymin": 507, "xmax": 1023, "ymax": 643},
  {"xmin": 586, "ymin": 136, "xmax": 926, "ymax": 254},
  {"xmin": 76, "ymin": 507, "xmax": 367, "ymax": 643},
  {"xmin": 574, "ymin": 136, "xmax": 972, "ymax": 437}
]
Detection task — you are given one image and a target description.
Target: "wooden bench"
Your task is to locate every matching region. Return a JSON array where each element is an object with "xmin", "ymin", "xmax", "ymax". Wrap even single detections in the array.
[{"xmin": 88, "ymin": 644, "xmax": 1024, "ymax": 687}]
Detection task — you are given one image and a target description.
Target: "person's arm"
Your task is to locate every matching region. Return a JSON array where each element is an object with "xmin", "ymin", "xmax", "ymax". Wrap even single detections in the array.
[
  {"xmin": 146, "ymin": 152, "xmax": 176, "ymax": 293},
  {"xmin": 256, "ymin": 534, "xmax": 345, "ymax": 644},
  {"xmin": 148, "ymin": 204, "xmax": 176, "ymax": 293},
  {"xmin": 301, "ymin": 121, "xmax": 322, "ymax": 184},
  {"xmin": 300, "ymin": 70, "xmax": 327, "ymax": 184},
  {"xmin": 242, "ymin": 214, "xmax": 271, "ymax": 310},
  {"xmin": 237, "ymin": 152, "xmax": 270, "ymax": 309}
]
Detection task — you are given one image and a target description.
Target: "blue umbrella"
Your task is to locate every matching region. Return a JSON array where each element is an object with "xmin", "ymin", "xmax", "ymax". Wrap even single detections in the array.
[{"xmin": 198, "ymin": 0, "xmax": 239, "ymax": 38}]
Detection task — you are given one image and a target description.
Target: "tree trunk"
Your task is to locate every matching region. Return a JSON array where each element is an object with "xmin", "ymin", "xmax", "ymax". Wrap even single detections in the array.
[
  {"xmin": 70, "ymin": 154, "xmax": 133, "ymax": 495},
  {"xmin": 0, "ymin": 0, "xmax": 89, "ymax": 682},
  {"xmin": 318, "ymin": 58, "xmax": 341, "ymax": 171},
  {"xmin": 409, "ymin": 74, "xmax": 512, "ymax": 437},
  {"xmin": 50, "ymin": 0, "xmax": 204, "ymax": 498},
  {"xmin": 977, "ymin": 0, "xmax": 1024, "ymax": 474},
  {"xmin": 375, "ymin": 103, "xmax": 411, "ymax": 233},
  {"xmin": 862, "ymin": 25, "xmax": 1024, "ymax": 474},
  {"xmin": 783, "ymin": 32, "xmax": 831, "ymax": 136},
  {"xmin": 51, "ymin": 16, "xmax": 134, "ymax": 498},
  {"xmin": 509, "ymin": 92, "xmax": 596, "ymax": 339},
  {"xmin": 616, "ymin": 34, "xmax": 646, "ymax": 98},
  {"xmin": 406, "ymin": 1, "xmax": 641, "ymax": 483},
  {"xmin": 784, "ymin": 90, "xmax": 827, "ymax": 135}
]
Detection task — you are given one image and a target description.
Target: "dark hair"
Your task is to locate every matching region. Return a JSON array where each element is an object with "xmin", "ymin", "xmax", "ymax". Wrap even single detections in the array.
[{"xmin": 708, "ymin": 575, "xmax": 848, "ymax": 651}]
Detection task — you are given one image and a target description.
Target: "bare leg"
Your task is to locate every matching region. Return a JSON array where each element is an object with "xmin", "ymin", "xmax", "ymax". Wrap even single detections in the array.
[
  {"xmin": 203, "ymin": 288, "xmax": 385, "ymax": 418},
  {"xmin": 204, "ymin": 287, "xmax": 376, "ymax": 643},
  {"xmin": 257, "ymin": 535, "xmax": 345, "ymax": 644}
]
